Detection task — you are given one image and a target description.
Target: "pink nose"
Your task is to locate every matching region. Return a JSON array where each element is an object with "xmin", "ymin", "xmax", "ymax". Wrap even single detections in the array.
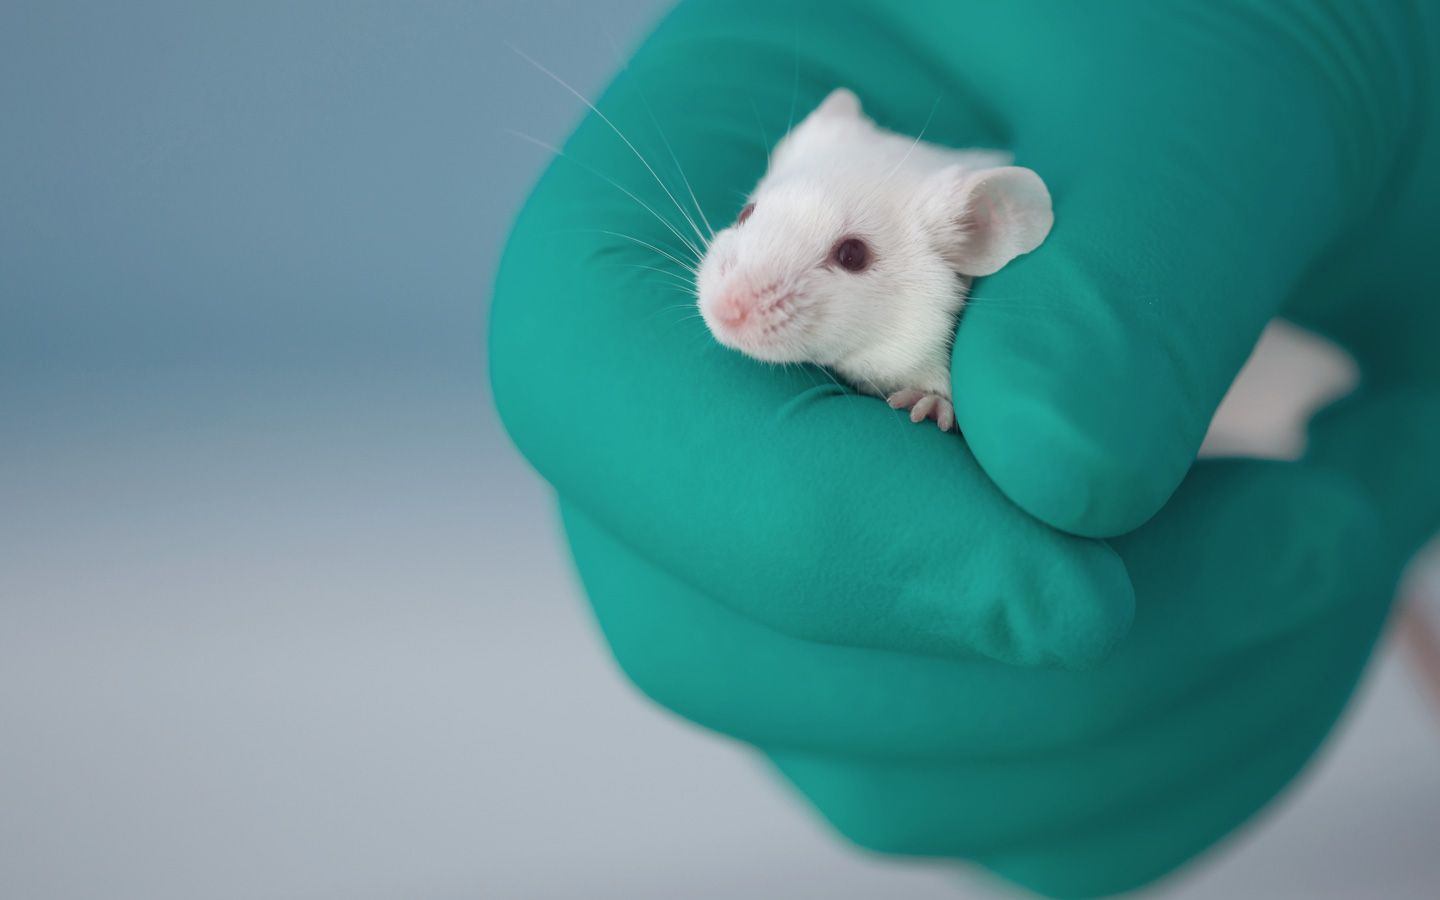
[{"xmin": 712, "ymin": 293, "xmax": 754, "ymax": 328}]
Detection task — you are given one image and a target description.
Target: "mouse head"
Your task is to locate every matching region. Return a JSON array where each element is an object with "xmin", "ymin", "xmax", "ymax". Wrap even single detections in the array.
[{"xmin": 696, "ymin": 88, "xmax": 1052, "ymax": 367}]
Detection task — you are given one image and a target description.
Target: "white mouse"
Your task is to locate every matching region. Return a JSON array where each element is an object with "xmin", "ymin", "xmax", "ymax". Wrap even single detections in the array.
[{"xmin": 695, "ymin": 88, "xmax": 1054, "ymax": 431}]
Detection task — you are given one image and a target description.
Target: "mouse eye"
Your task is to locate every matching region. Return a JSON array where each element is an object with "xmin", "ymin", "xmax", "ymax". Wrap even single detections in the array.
[
  {"xmin": 737, "ymin": 202, "xmax": 756, "ymax": 225},
  {"xmin": 832, "ymin": 237, "xmax": 869, "ymax": 272}
]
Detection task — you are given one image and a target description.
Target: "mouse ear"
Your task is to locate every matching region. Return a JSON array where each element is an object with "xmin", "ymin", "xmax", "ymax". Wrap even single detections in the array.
[
  {"xmin": 812, "ymin": 87, "xmax": 864, "ymax": 120},
  {"xmin": 924, "ymin": 165, "xmax": 1054, "ymax": 277}
]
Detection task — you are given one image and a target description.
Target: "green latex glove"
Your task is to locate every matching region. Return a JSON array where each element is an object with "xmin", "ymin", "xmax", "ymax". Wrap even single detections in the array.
[
  {"xmin": 558, "ymin": 386, "xmax": 1440, "ymax": 898},
  {"xmin": 490, "ymin": 0, "xmax": 1440, "ymax": 895},
  {"xmin": 564, "ymin": 460, "xmax": 1387, "ymax": 898}
]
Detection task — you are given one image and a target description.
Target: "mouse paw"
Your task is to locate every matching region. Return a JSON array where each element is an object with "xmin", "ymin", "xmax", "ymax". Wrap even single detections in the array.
[{"xmin": 887, "ymin": 390, "xmax": 956, "ymax": 432}]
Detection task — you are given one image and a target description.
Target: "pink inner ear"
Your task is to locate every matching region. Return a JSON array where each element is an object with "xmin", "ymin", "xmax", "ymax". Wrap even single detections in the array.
[
  {"xmin": 970, "ymin": 191, "xmax": 1000, "ymax": 232},
  {"xmin": 948, "ymin": 167, "xmax": 1053, "ymax": 277}
]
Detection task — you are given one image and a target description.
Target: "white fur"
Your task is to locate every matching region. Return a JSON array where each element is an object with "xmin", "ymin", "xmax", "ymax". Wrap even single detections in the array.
[{"xmin": 696, "ymin": 88, "xmax": 1053, "ymax": 403}]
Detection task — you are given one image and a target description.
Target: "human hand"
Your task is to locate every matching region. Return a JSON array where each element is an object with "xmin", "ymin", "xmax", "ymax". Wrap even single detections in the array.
[
  {"xmin": 563, "ymin": 455, "xmax": 1398, "ymax": 898},
  {"xmin": 489, "ymin": 0, "xmax": 1440, "ymax": 895}
]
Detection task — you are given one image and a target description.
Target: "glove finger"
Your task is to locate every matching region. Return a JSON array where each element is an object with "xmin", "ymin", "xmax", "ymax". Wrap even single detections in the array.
[
  {"xmin": 564, "ymin": 458, "xmax": 1379, "ymax": 760},
  {"xmin": 1109, "ymin": 459, "xmax": 1382, "ymax": 659},
  {"xmin": 765, "ymin": 598, "xmax": 1368, "ymax": 862},
  {"xmin": 973, "ymin": 601, "xmax": 1385, "ymax": 900},
  {"xmin": 941, "ymin": 0, "xmax": 1414, "ymax": 538},
  {"xmin": 1306, "ymin": 383, "xmax": 1440, "ymax": 568}
]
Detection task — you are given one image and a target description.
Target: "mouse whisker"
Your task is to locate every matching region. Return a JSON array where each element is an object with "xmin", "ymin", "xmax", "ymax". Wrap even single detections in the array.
[
  {"xmin": 964, "ymin": 295, "xmax": 1066, "ymax": 306},
  {"xmin": 505, "ymin": 128, "xmax": 704, "ymax": 261},
  {"xmin": 596, "ymin": 20, "xmax": 715, "ymax": 246},
  {"xmin": 545, "ymin": 228, "xmax": 700, "ymax": 274},
  {"xmin": 803, "ymin": 364, "xmax": 863, "ymax": 416},
  {"xmin": 962, "ymin": 295, "xmax": 1079, "ymax": 313},
  {"xmin": 963, "ymin": 302, "xmax": 1075, "ymax": 314},
  {"xmin": 596, "ymin": 263, "xmax": 697, "ymax": 288},
  {"xmin": 657, "ymin": 315, "xmax": 707, "ymax": 340},
  {"xmin": 633, "ymin": 87, "xmax": 715, "ymax": 244},
  {"xmin": 646, "ymin": 302, "xmax": 701, "ymax": 317},
  {"xmin": 508, "ymin": 42, "xmax": 713, "ymax": 254},
  {"xmin": 871, "ymin": 93, "xmax": 943, "ymax": 199},
  {"xmin": 786, "ymin": 20, "xmax": 800, "ymax": 137},
  {"xmin": 749, "ymin": 97, "xmax": 772, "ymax": 169},
  {"xmin": 655, "ymin": 301, "xmax": 703, "ymax": 320},
  {"xmin": 659, "ymin": 323, "xmax": 719, "ymax": 355},
  {"xmin": 596, "ymin": 231, "xmax": 700, "ymax": 274}
]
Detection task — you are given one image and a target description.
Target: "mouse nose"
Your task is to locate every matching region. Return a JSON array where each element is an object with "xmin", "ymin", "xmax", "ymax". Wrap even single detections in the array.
[{"xmin": 711, "ymin": 292, "xmax": 754, "ymax": 328}]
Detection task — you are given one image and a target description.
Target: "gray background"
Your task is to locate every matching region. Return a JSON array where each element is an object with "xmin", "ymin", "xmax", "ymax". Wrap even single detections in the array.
[{"xmin": 2, "ymin": 1, "xmax": 1437, "ymax": 898}]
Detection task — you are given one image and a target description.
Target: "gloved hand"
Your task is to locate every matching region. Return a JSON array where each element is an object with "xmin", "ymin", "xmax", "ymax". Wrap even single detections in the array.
[
  {"xmin": 558, "ymin": 388, "xmax": 1440, "ymax": 899},
  {"xmin": 490, "ymin": 0, "xmax": 1440, "ymax": 895},
  {"xmin": 563, "ymin": 459, "xmax": 1389, "ymax": 899}
]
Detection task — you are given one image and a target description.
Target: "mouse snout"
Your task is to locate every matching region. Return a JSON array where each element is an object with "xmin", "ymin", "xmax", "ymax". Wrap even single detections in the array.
[{"xmin": 708, "ymin": 281, "xmax": 793, "ymax": 331}]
